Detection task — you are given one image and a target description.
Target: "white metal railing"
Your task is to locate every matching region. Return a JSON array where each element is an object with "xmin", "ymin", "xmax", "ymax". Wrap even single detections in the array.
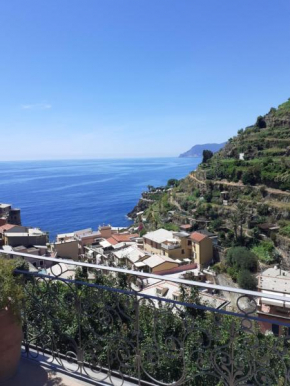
[{"xmin": 0, "ymin": 248, "xmax": 289, "ymax": 303}]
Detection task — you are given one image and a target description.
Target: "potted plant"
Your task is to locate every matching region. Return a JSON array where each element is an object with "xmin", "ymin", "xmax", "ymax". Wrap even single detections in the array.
[{"xmin": 0, "ymin": 257, "xmax": 24, "ymax": 381}]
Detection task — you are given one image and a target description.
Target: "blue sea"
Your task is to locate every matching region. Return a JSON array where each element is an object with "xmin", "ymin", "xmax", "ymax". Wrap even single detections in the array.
[{"xmin": 0, "ymin": 158, "xmax": 201, "ymax": 240}]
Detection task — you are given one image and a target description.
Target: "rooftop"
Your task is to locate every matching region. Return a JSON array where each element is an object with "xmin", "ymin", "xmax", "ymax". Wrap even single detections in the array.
[
  {"xmin": 0, "ymin": 203, "xmax": 11, "ymax": 209},
  {"xmin": 143, "ymin": 228, "xmax": 173, "ymax": 243},
  {"xmin": 258, "ymin": 267, "xmax": 290, "ymax": 293},
  {"xmin": 0, "ymin": 224, "xmax": 16, "ymax": 233},
  {"xmin": 142, "ymin": 254, "xmax": 177, "ymax": 268},
  {"xmin": 190, "ymin": 232, "xmax": 207, "ymax": 242},
  {"xmin": 113, "ymin": 245, "xmax": 148, "ymax": 264}
]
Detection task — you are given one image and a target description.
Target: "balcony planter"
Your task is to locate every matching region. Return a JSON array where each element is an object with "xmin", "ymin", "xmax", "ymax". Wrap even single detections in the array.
[{"xmin": 0, "ymin": 258, "xmax": 24, "ymax": 382}]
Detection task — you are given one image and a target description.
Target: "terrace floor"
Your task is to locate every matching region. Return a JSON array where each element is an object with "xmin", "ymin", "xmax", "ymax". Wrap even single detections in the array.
[{"xmin": 1, "ymin": 356, "xmax": 137, "ymax": 386}]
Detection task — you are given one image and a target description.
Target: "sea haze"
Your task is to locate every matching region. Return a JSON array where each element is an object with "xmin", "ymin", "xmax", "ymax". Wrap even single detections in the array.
[{"xmin": 0, "ymin": 158, "xmax": 201, "ymax": 240}]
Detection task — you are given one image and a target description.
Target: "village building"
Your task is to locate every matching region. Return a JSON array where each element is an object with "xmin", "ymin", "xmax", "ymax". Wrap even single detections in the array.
[
  {"xmin": 190, "ymin": 232, "xmax": 213, "ymax": 268},
  {"xmin": 0, "ymin": 203, "xmax": 21, "ymax": 226},
  {"xmin": 53, "ymin": 239, "xmax": 80, "ymax": 260},
  {"xmin": 141, "ymin": 255, "xmax": 178, "ymax": 273},
  {"xmin": 140, "ymin": 280, "xmax": 228, "ymax": 309},
  {"xmin": 257, "ymin": 267, "xmax": 290, "ymax": 336},
  {"xmin": 112, "ymin": 245, "xmax": 149, "ymax": 269},
  {"xmin": 143, "ymin": 228, "xmax": 213, "ymax": 268},
  {"xmin": 1, "ymin": 225, "xmax": 48, "ymax": 248}
]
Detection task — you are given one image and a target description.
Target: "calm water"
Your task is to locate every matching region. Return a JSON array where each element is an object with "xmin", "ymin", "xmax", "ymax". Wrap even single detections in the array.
[{"xmin": 0, "ymin": 158, "xmax": 201, "ymax": 240}]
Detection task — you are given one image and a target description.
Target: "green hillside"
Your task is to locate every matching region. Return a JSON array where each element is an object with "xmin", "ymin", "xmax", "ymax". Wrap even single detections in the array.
[
  {"xmin": 131, "ymin": 100, "xmax": 290, "ymax": 274},
  {"xmin": 201, "ymin": 99, "xmax": 290, "ymax": 190}
]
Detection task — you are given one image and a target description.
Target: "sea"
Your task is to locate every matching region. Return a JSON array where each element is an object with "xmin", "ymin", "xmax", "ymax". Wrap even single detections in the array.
[{"xmin": 0, "ymin": 158, "xmax": 201, "ymax": 241}]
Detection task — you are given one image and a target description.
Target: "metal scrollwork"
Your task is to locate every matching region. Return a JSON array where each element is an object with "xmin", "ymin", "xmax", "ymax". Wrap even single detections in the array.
[{"xmin": 17, "ymin": 269, "xmax": 290, "ymax": 385}]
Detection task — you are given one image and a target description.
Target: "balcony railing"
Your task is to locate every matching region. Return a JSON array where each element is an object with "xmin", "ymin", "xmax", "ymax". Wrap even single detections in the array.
[{"xmin": 2, "ymin": 249, "xmax": 290, "ymax": 385}]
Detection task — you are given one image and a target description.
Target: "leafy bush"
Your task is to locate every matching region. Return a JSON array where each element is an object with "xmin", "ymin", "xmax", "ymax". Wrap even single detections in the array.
[
  {"xmin": 280, "ymin": 225, "xmax": 290, "ymax": 238},
  {"xmin": 202, "ymin": 150, "xmax": 214, "ymax": 163},
  {"xmin": 163, "ymin": 223, "xmax": 179, "ymax": 231},
  {"xmin": 226, "ymin": 247, "xmax": 258, "ymax": 272},
  {"xmin": 0, "ymin": 257, "xmax": 25, "ymax": 318},
  {"xmin": 251, "ymin": 241, "xmax": 276, "ymax": 264},
  {"xmin": 237, "ymin": 269, "xmax": 257, "ymax": 290},
  {"xmin": 227, "ymin": 266, "xmax": 238, "ymax": 281},
  {"xmin": 167, "ymin": 179, "xmax": 179, "ymax": 187}
]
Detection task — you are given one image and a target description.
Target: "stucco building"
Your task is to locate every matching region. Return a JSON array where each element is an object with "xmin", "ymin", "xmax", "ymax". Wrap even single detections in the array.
[
  {"xmin": 257, "ymin": 267, "xmax": 290, "ymax": 336},
  {"xmin": 143, "ymin": 228, "xmax": 213, "ymax": 268}
]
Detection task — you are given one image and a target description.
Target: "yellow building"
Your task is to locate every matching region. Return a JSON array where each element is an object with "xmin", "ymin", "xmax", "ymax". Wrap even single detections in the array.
[
  {"xmin": 54, "ymin": 239, "xmax": 79, "ymax": 260},
  {"xmin": 142, "ymin": 254, "xmax": 179, "ymax": 273},
  {"xmin": 190, "ymin": 232, "xmax": 213, "ymax": 268},
  {"xmin": 143, "ymin": 228, "xmax": 214, "ymax": 267},
  {"xmin": 143, "ymin": 229, "xmax": 192, "ymax": 262}
]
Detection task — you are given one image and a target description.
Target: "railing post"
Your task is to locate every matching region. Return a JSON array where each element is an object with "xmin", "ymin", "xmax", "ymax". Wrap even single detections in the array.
[{"xmin": 134, "ymin": 294, "xmax": 141, "ymax": 385}]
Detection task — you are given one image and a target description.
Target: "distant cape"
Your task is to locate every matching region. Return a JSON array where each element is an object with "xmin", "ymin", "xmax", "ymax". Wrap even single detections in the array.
[{"xmin": 179, "ymin": 142, "xmax": 226, "ymax": 158}]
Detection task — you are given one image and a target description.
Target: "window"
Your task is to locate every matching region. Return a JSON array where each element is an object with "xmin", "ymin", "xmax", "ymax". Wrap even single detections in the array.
[
  {"xmin": 182, "ymin": 249, "xmax": 185, "ymax": 254},
  {"xmin": 187, "ymin": 240, "xmax": 191, "ymax": 246}
]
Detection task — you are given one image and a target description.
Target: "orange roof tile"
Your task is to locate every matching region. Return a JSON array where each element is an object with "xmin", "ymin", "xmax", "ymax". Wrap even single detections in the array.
[
  {"xmin": 106, "ymin": 237, "xmax": 119, "ymax": 245},
  {"xmin": 190, "ymin": 232, "xmax": 207, "ymax": 242},
  {"xmin": 111, "ymin": 233, "xmax": 138, "ymax": 242},
  {"xmin": 0, "ymin": 224, "xmax": 16, "ymax": 233}
]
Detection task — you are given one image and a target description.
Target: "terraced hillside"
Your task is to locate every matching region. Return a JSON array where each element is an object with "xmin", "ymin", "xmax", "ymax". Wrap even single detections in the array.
[
  {"xmin": 131, "ymin": 99, "xmax": 290, "ymax": 272},
  {"xmin": 200, "ymin": 99, "xmax": 290, "ymax": 191}
]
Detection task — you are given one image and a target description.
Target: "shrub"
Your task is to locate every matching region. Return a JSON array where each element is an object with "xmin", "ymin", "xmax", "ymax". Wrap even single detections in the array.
[
  {"xmin": 226, "ymin": 247, "xmax": 258, "ymax": 272},
  {"xmin": 0, "ymin": 257, "xmax": 26, "ymax": 318},
  {"xmin": 227, "ymin": 266, "xmax": 238, "ymax": 281},
  {"xmin": 280, "ymin": 225, "xmax": 290, "ymax": 238},
  {"xmin": 257, "ymin": 204, "xmax": 269, "ymax": 216},
  {"xmin": 202, "ymin": 150, "xmax": 214, "ymax": 163},
  {"xmin": 252, "ymin": 241, "xmax": 276, "ymax": 264},
  {"xmin": 167, "ymin": 179, "xmax": 179, "ymax": 187},
  {"xmin": 256, "ymin": 116, "xmax": 266, "ymax": 129},
  {"xmin": 237, "ymin": 269, "xmax": 257, "ymax": 290}
]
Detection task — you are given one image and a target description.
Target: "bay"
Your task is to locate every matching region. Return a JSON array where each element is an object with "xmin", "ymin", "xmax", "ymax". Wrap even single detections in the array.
[{"xmin": 0, "ymin": 158, "xmax": 201, "ymax": 240}]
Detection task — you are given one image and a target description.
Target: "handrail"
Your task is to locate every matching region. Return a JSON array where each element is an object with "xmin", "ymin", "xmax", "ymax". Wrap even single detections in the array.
[{"xmin": 0, "ymin": 248, "xmax": 288, "ymax": 303}]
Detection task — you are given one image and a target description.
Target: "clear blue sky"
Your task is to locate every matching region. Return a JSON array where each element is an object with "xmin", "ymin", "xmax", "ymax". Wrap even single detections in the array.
[{"xmin": 1, "ymin": 0, "xmax": 290, "ymax": 160}]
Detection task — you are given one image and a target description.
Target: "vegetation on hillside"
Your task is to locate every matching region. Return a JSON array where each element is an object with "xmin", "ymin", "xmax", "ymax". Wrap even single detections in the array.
[
  {"xmin": 133, "ymin": 100, "xmax": 290, "ymax": 285},
  {"xmin": 201, "ymin": 99, "xmax": 290, "ymax": 190}
]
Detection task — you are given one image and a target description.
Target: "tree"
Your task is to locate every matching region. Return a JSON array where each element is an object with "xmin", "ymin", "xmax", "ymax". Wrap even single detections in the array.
[
  {"xmin": 256, "ymin": 115, "xmax": 266, "ymax": 129},
  {"xmin": 229, "ymin": 203, "xmax": 249, "ymax": 243},
  {"xmin": 202, "ymin": 150, "xmax": 214, "ymax": 163},
  {"xmin": 147, "ymin": 185, "xmax": 154, "ymax": 192},
  {"xmin": 167, "ymin": 179, "xmax": 179, "ymax": 187}
]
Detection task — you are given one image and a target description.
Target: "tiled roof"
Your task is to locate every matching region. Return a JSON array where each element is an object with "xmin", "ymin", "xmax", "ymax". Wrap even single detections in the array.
[
  {"xmin": 111, "ymin": 233, "xmax": 138, "ymax": 242},
  {"xmin": 190, "ymin": 232, "xmax": 207, "ymax": 242},
  {"xmin": 106, "ymin": 237, "xmax": 119, "ymax": 245},
  {"xmin": 0, "ymin": 224, "xmax": 16, "ymax": 233},
  {"xmin": 180, "ymin": 224, "xmax": 192, "ymax": 229}
]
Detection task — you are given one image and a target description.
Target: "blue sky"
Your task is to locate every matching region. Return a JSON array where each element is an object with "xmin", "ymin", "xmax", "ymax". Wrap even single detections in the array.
[{"xmin": 0, "ymin": 0, "xmax": 290, "ymax": 160}]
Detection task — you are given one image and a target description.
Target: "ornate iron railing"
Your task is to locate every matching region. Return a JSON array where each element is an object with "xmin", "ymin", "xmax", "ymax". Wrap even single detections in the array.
[{"xmin": 2, "ymin": 250, "xmax": 290, "ymax": 385}]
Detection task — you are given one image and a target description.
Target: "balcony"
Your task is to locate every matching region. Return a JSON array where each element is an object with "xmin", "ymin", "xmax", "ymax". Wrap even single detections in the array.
[
  {"xmin": 161, "ymin": 242, "xmax": 181, "ymax": 250},
  {"xmin": 2, "ymin": 250, "xmax": 290, "ymax": 385}
]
